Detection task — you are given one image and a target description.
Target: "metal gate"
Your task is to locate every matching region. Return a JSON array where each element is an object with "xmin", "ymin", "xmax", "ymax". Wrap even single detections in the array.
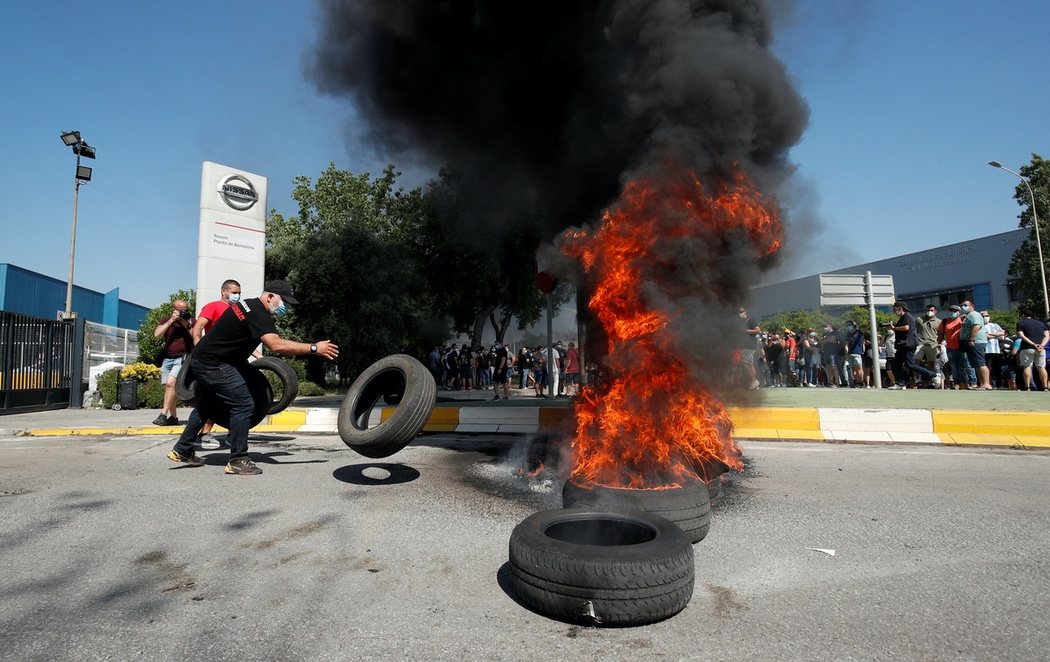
[{"xmin": 0, "ymin": 312, "xmax": 84, "ymax": 414}]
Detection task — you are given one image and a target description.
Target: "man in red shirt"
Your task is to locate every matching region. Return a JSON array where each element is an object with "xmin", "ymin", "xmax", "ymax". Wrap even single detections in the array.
[
  {"xmin": 937, "ymin": 304, "xmax": 973, "ymax": 389},
  {"xmin": 194, "ymin": 279, "xmax": 242, "ymax": 342},
  {"xmin": 564, "ymin": 342, "xmax": 581, "ymax": 396},
  {"xmin": 189, "ymin": 279, "xmax": 242, "ymax": 448}
]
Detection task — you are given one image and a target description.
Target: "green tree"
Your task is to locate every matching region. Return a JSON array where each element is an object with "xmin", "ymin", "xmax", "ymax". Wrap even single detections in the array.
[
  {"xmin": 266, "ymin": 164, "xmax": 445, "ymax": 381},
  {"xmin": 1005, "ymin": 153, "xmax": 1050, "ymax": 317},
  {"xmin": 760, "ymin": 306, "xmax": 895, "ymax": 340},
  {"xmin": 137, "ymin": 289, "xmax": 197, "ymax": 364}
]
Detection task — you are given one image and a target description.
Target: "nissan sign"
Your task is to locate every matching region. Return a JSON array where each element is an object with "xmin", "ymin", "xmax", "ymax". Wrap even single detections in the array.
[{"xmin": 217, "ymin": 174, "xmax": 258, "ymax": 211}]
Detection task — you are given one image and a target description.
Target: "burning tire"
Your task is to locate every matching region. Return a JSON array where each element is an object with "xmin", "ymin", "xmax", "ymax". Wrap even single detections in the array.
[
  {"xmin": 251, "ymin": 357, "xmax": 299, "ymax": 414},
  {"xmin": 562, "ymin": 478, "xmax": 712, "ymax": 544},
  {"xmin": 508, "ymin": 508, "xmax": 694, "ymax": 627},
  {"xmin": 338, "ymin": 354, "xmax": 436, "ymax": 458}
]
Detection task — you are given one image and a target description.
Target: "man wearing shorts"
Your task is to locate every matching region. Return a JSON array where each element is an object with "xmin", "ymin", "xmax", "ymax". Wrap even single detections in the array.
[
  {"xmin": 492, "ymin": 341, "xmax": 510, "ymax": 400},
  {"xmin": 152, "ymin": 299, "xmax": 194, "ymax": 426},
  {"xmin": 1015, "ymin": 309, "xmax": 1049, "ymax": 391},
  {"xmin": 845, "ymin": 320, "xmax": 866, "ymax": 388},
  {"xmin": 915, "ymin": 304, "xmax": 943, "ymax": 385},
  {"xmin": 739, "ymin": 307, "xmax": 761, "ymax": 390}
]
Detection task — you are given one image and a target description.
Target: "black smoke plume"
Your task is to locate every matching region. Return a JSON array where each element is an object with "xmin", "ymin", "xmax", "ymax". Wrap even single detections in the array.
[
  {"xmin": 309, "ymin": 0, "xmax": 809, "ymax": 394},
  {"xmin": 309, "ymin": 0, "xmax": 806, "ymax": 237}
]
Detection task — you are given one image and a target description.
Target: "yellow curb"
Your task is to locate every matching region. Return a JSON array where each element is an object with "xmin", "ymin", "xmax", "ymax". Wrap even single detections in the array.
[
  {"xmin": 931, "ymin": 410, "xmax": 1050, "ymax": 437},
  {"xmin": 420, "ymin": 407, "xmax": 459, "ymax": 433},
  {"xmin": 27, "ymin": 427, "xmax": 184, "ymax": 437},
  {"xmin": 268, "ymin": 411, "xmax": 308, "ymax": 426},
  {"xmin": 938, "ymin": 432, "xmax": 1050, "ymax": 448},
  {"xmin": 732, "ymin": 427, "xmax": 825, "ymax": 441},
  {"xmin": 728, "ymin": 407, "xmax": 821, "ymax": 431}
]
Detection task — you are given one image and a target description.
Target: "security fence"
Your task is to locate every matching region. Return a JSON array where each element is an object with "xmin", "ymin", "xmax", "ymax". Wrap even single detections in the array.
[
  {"xmin": 0, "ymin": 312, "xmax": 84, "ymax": 414},
  {"xmin": 84, "ymin": 320, "xmax": 140, "ymax": 375}
]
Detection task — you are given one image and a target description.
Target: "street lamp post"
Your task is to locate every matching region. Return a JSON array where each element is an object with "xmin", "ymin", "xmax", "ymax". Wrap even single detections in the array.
[
  {"xmin": 989, "ymin": 161, "xmax": 1049, "ymax": 320},
  {"xmin": 59, "ymin": 131, "xmax": 95, "ymax": 319}
]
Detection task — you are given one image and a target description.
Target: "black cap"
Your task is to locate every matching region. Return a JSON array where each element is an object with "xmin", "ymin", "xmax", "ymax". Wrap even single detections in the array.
[
  {"xmin": 265, "ymin": 280, "xmax": 299, "ymax": 305},
  {"xmin": 892, "ymin": 301, "xmax": 908, "ymax": 311}
]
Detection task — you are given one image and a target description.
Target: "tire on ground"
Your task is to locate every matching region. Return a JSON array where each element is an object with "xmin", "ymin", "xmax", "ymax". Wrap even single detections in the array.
[
  {"xmin": 193, "ymin": 363, "xmax": 273, "ymax": 430},
  {"xmin": 508, "ymin": 507, "xmax": 694, "ymax": 627},
  {"xmin": 562, "ymin": 478, "xmax": 712, "ymax": 544},
  {"xmin": 337, "ymin": 354, "xmax": 436, "ymax": 458},
  {"xmin": 174, "ymin": 355, "xmax": 196, "ymax": 402},
  {"xmin": 251, "ymin": 356, "xmax": 299, "ymax": 414}
]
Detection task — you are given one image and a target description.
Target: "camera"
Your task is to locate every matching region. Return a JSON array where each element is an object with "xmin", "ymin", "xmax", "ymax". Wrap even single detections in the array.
[{"xmin": 179, "ymin": 311, "xmax": 192, "ymax": 320}]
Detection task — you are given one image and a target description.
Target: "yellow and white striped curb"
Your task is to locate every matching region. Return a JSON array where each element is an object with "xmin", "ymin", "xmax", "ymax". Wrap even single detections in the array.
[{"xmin": 18, "ymin": 406, "xmax": 1050, "ymax": 448}]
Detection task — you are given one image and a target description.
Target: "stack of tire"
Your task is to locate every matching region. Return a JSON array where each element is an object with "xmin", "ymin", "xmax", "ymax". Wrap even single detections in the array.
[
  {"xmin": 507, "ymin": 476, "xmax": 717, "ymax": 626},
  {"xmin": 175, "ymin": 356, "xmax": 299, "ymax": 429}
]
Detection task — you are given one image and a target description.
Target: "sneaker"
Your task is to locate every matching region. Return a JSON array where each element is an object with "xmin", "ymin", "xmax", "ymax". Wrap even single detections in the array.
[
  {"xmin": 166, "ymin": 416, "xmax": 180, "ymax": 426},
  {"xmin": 193, "ymin": 433, "xmax": 222, "ymax": 450},
  {"xmin": 493, "ymin": 395, "xmax": 501, "ymax": 400},
  {"xmin": 167, "ymin": 449, "xmax": 204, "ymax": 467},
  {"xmin": 225, "ymin": 458, "xmax": 262, "ymax": 475},
  {"xmin": 747, "ymin": 380, "xmax": 760, "ymax": 390},
  {"xmin": 932, "ymin": 374, "xmax": 943, "ymax": 388},
  {"xmin": 153, "ymin": 414, "xmax": 169, "ymax": 426}
]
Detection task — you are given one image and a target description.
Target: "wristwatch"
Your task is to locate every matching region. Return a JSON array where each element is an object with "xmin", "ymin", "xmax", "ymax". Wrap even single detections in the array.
[{"xmin": 310, "ymin": 344, "xmax": 318, "ymax": 354}]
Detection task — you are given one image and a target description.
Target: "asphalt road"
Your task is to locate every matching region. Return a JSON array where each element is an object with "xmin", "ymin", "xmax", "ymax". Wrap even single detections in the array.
[{"xmin": 1, "ymin": 433, "xmax": 1047, "ymax": 661}]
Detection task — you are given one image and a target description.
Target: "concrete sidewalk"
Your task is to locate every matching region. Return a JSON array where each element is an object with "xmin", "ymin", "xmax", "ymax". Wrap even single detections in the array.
[{"xmin": 3, "ymin": 385, "xmax": 1049, "ymax": 448}]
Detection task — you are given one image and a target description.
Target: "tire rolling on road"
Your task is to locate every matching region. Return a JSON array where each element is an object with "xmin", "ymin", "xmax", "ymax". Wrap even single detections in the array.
[
  {"xmin": 508, "ymin": 507, "xmax": 694, "ymax": 627},
  {"xmin": 337, "ymin": 354, "xmax": 436, "ymax": 458}
]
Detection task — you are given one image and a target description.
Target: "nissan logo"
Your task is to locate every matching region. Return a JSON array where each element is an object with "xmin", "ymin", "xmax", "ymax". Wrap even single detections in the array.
[{"xmin": 217, "ymin": 174, "xmax": 258, "ymax": 211}]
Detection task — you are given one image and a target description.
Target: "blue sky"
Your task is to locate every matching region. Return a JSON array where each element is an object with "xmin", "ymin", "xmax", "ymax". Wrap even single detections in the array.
[{"xmin": 2, "ymin": 1, "xmax": 1047, "ymax": 308}]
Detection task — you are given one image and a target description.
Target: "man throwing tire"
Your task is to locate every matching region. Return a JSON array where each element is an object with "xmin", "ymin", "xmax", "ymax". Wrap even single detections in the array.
[{"xmin": 167, "ymin": 280, "xmax": 339, "ymax": 475}]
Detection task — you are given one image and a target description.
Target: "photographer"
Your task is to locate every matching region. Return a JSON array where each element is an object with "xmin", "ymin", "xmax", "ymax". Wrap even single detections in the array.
[{"xmin": 152, "ymin": 299, "xmax": 195, "ymax": 425}]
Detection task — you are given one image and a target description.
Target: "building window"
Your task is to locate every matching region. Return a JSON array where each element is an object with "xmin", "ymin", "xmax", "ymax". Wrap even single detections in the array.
[{"xmin": 899, "ymin": 286, "xmax": 975, "ymax": 313}]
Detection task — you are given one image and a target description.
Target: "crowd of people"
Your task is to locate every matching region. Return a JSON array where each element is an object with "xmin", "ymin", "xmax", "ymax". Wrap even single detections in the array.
[
  {"xmin": 739, "ymin": 302, "xmax": 1050, "ymax": 391},
  {"xmin": 427, "ymin": 341, "xmax": 584, "ymax": 399}
]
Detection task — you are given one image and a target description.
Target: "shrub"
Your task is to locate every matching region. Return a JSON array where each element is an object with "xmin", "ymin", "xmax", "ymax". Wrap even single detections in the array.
[
  {"xmin": 298, "ymin": 381, "xmax": 326, "ymax": 397},
  {"xmin": 121, "ymin": 362, "xmax": 161, "ymax": 382},
  {"xmin": 98, "ymin": 368, "xmax": 122, "ymax": 407},
  {"xmin": 139, "ymin": 380, "xmax": 165, "ymax": 409}
]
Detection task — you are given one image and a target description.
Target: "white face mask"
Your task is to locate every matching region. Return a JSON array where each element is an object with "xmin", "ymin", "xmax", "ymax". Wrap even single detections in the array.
[
  {"xmin": 738, "ymin": 312, "xmax": 747, "ymax": 319},
  {"xmin": 228, "ymin": 293, "xmax": 241, "ymax": 303},
  {"xmin": 982, "ymin": 316, "xmax": 990, "ymax": 322},
  {"xmin": 927, "ymin": 311, "xmax": 936, "ymax": 318}
]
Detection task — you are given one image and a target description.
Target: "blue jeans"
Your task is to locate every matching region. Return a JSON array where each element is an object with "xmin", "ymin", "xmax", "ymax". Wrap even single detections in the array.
[
  {"xmin": 805, "ymin": 354, "xmax": 820, "ymax": 385},
  {"xmin": 895, "ymin": 346, "xmax": 935, "ymax": 384},
  {"xmin": 947, "ymin": 349, "xmax": 975, "ymax": 386},
  {"xmin": 518, "ymin": 368, "xmax": 530, "ymax": 389},
  {"xmin": 173, "ymin": 362, "xmax": 254, "ymax": 459}
]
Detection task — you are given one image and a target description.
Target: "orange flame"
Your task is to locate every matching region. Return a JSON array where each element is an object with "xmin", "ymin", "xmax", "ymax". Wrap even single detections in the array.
[{"xmin": 562, "ymin": 167, "xmax": 782, "ymax": 489}]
